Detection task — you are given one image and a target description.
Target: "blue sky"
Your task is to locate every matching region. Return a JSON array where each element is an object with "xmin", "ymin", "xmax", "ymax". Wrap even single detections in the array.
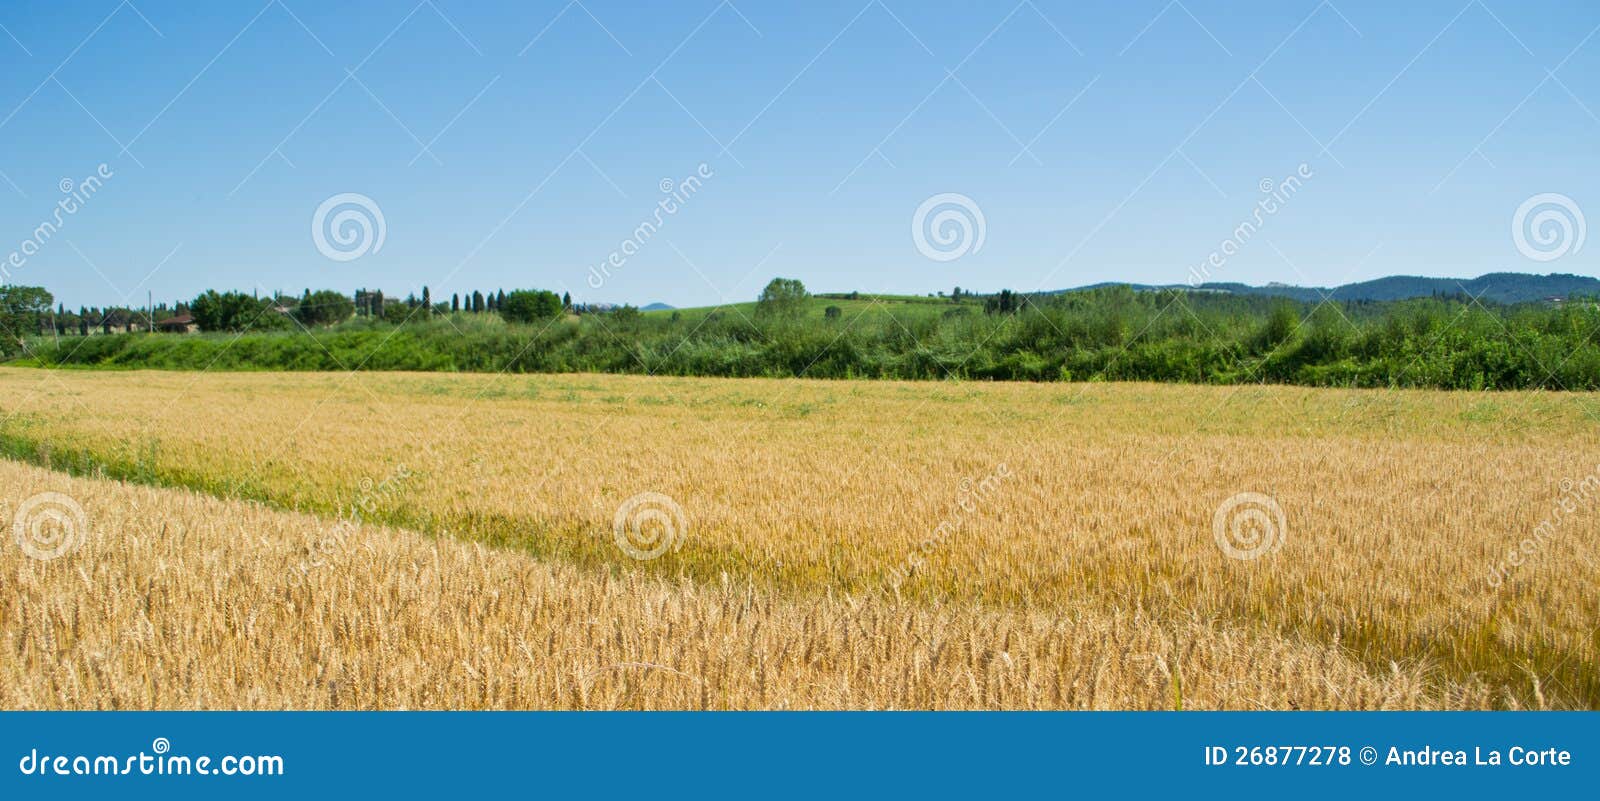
[{"xmin": 1, "ymin": 0, "xmax": 1597, "ymax": 310}]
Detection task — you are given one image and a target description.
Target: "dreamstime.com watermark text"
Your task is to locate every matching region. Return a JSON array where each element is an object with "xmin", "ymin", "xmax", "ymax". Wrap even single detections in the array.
[
  {"xmin": 1486, "ymin": 465, "xmax": 1598, "ymax": 590},
  {"xmin": 286, "ymin": 464, "xmax": 412, "ymax": 585},
  {"xmin": 587, "ymin": 163, "xmax": 713, "ymax": 290},
  {"xmin": 18, "ymin": 738, "xmax": 283, "ymax": 778},
  {"xmin": 887, "ymin": 462, "xmax": 1011, "ymax": 588},
  {"xmin": 4, "ymin": 164, "xmax": 114, "ymax": 282},
  {"xmin": 1188, "ymin": 163, "xmax": 1313, "ymax": 286}
]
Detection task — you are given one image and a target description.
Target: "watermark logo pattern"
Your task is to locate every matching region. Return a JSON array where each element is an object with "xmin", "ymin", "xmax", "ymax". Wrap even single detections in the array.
[
  {"xmin": 1512, "ymin": 193, "xmax": 1585, "ymax": 262},
  {"xmin": 1212, "ymin": 491, "xmax": 1286, "ymax": 561},
  {"xmin": 912, "ymin": 193, "xmax": 986, "ymax": 262},
  {"xmin": 12, "ymin": 491, "xmax": 87, "ymax": 561},
  {"xmin": 612, "ymin": 492, "xmax": 687, "ymax": 560},
  {"xmin": 312, "ymin": 192, "xmax": 387, "ymax": 262}
]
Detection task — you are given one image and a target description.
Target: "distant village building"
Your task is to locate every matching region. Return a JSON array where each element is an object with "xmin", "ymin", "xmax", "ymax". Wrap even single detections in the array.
[{"xmin": 157, "ymin": 314, "xmax": 199, "ymax": 334}]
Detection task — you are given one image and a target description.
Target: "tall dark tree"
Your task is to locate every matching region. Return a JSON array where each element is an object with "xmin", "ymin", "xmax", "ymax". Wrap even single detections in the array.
[
  {"xmin": 451, "ymin": 293, "xmax": 460, "ymax": 313},
  {"xmin": 985, "ymin": 289, "xmax": 1023, "ymax": 315},
  {"xmin": 472, "ymin": 291, "xmax": 484, "ymax": 313},
  {"xmin": 561, "ymin": 291, "xmax": 571, "ymax": 310}
]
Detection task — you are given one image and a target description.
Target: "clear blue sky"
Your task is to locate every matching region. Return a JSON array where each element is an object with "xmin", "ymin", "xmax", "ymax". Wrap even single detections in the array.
[{"xmin": 1, "ymin": 0, "xmax": 1596, "ymax": 310}]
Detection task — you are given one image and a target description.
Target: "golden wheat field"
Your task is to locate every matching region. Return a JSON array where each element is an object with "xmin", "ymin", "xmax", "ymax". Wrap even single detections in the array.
[{"xmin": 1, "ymin": 367, "xmax": 1596, "ymax": 709}]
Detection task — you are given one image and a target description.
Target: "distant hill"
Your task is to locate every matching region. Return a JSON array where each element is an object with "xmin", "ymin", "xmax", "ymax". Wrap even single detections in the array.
[
  {"xmin": 640, "ymin": 302, "xmax": 675, "ymax": 311},
  {"xmin": 1062, "ymin": 273, "xmax": 1600, "ymax": 305}
]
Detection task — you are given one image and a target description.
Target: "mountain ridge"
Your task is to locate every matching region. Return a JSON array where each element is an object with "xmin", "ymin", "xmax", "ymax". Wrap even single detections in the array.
[{"xmin": 1059, "ymin": 272, "xmax": 1599, "ymax": 305}]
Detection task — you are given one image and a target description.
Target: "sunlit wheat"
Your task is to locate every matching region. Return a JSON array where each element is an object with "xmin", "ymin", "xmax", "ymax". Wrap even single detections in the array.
[{"xmin": 0, "ymin": 368, "xmax": 1594, "ymax": 709}]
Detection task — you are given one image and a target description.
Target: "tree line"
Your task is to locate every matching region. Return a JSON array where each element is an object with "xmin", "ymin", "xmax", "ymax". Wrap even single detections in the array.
[
  {"xmin": 191, "ymin": 286, "xmax": 573, "ymax": 331},
  {"xmin": 8, "ymin": 279, "xmax": 1600, "ymax": 391}
]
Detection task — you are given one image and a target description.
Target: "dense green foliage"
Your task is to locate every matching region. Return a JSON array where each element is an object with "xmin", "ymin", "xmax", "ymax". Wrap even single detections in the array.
[
  {"xmin": 499, "ymin": 289, "xmax": 563, "ymax": 323},
  {"xmin": 756, "ymin": 277, "xmax": 810, "ymax": 321},
  {"xmin": 293, "ymin": 289, "xmax": 356, "ymax": 327},
  {"xmin": 191, "ymin": 290, "xmax": 290, "ymax": 333},
  {"xmin": 0, "ymin": 285, "xmax": 53, "ymax": 355},
  {"xmin": 16, "ymin": 285, "xmax": 1600, "ymax": 390}
]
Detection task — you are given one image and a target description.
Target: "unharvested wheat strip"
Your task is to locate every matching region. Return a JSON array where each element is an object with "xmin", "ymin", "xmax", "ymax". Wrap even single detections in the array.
[{"xmin": 0, "ymin": 459, "xmax": 1475, "ymax": 710}]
